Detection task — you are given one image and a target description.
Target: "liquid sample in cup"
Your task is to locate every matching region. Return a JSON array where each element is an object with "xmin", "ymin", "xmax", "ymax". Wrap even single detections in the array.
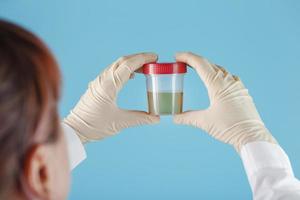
[{"xmin": 147, "ymin": 92, "xmax": 183, "ymax": 115}]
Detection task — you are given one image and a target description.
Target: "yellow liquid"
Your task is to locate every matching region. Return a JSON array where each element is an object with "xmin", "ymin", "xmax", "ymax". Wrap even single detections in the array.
[{"xmin": 147, "ymin": 92, "xmax": 183, "ymax": 115}]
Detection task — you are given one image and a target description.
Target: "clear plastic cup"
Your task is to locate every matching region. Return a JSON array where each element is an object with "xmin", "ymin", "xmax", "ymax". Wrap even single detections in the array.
[{"xmin": 142, "ymin": 62, "xmax": 187, "ymax": 115}]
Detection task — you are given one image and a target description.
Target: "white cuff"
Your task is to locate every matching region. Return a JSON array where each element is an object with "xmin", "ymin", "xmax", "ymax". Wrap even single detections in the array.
[
  {"xmin": 61, "ymin": 122, "xmax": 87, "ymax": 170},
  {"xmin": 240, "ymin": 141, "xmax": 294, "ymax": 178}
]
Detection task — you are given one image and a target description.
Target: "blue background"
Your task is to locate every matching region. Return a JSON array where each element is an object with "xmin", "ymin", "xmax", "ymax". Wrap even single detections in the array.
[{"xmin": 1, "ymin": 0, "xmax": 300, "ymax": 199}]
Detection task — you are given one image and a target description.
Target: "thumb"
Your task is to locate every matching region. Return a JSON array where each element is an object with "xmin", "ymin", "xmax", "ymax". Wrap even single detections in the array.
[
  {"xmin": 173, "ymin": 110, "xmax": 207, "ymax": 129},
  {"xmin": 120, "ymin": 110, "xmax": 160, "ymax": 127}
]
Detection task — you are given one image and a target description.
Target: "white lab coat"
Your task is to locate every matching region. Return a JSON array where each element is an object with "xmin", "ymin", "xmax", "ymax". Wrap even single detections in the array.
[{"xmin": 62, "ymin": 123, "xmax": 300, "ymax": 200}]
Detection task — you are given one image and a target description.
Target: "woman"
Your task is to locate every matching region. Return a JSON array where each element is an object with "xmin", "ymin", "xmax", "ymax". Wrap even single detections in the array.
[
  {"xmin": 0, "ymin": 19, "xmax": 159, "ymax": 200},
  {"xmin": 0, "ymin": 19, "xmax": 299, "ymax": 200}
]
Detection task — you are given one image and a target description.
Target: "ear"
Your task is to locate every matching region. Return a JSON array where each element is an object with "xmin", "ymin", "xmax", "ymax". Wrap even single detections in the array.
[{"xmin": 23, "ymin": 144, "xmax": 50, "ymax": 199}]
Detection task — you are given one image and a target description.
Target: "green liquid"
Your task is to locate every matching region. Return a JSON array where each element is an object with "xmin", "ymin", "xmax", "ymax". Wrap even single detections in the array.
[{"xmin": 147, "ymin": 92, "xmax": 183, "ymax": 115}]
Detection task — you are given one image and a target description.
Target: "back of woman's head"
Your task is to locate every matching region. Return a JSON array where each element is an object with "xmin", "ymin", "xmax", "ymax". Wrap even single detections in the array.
[{"xmin": 0, "ymin": 19, "xmax": 61, "ymax": 199}]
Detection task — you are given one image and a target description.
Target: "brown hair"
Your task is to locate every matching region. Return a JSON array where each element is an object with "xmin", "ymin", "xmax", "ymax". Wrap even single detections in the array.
[{"xmin": 0, "ymin": 19, "xmax": 61, "ymax": 198}]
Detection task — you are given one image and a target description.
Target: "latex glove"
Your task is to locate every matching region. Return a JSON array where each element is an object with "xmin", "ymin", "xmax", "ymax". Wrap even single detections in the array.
[
  {"xmin": 64, "ymin": 53, "xmax": 160, "ymax": 143},
  {"xmin": 173, "ymin": 52, "xmax": 277, "ymax": 152}
]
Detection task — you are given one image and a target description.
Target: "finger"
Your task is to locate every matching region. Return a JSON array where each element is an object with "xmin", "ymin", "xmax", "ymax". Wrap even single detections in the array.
[
  {"xmin": 175, "ymin": 52, "xmax": 216, "ymax": 86},
  {"xmin": 135, "ymin": 68, "xmax": 144, "ymax": 74},
  {"xmin": 232, "ymin": 75, "xmax": 240, "ymax": 81},
  {"xmin": 173, "ymin": 110, "xmax": 207, "ymax": 129},
  {"xmin": 120, "ymin": 110, "xmax": 160, "ymax": 128},
  {"xmin": 232, "ymin": 75, "xmax": 246, "ymax": 88},
  {"xmin": 96, "ymin": 53, "xmax": 157, "ymax": 101},
  {"xmin": 216, "ymin": 65, "xmax": 229, "ymax": 76},
  {"xmin": 210, "ymin": 63, "xmax": 220, "ymax": 72},
  {"xmin": 115, "ymin": 53, "xmax": 158, "ymax": 84},
  {"xmin": 113, "ymin": 52, "xmax": 155, "ymax": 67},
  {"xmin": 216, "ymin": 65, "xmax": 238, "ymax": 84}
]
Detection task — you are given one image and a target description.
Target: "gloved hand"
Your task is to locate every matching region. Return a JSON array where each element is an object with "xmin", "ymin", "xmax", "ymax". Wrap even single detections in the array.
[
  {"xmin": 173, "ymin": 52, "xmax": 277, "ymax": 152},
  {"xmin": 64, "ymin": 53, "xmax": 160, "ymax": 143}
]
